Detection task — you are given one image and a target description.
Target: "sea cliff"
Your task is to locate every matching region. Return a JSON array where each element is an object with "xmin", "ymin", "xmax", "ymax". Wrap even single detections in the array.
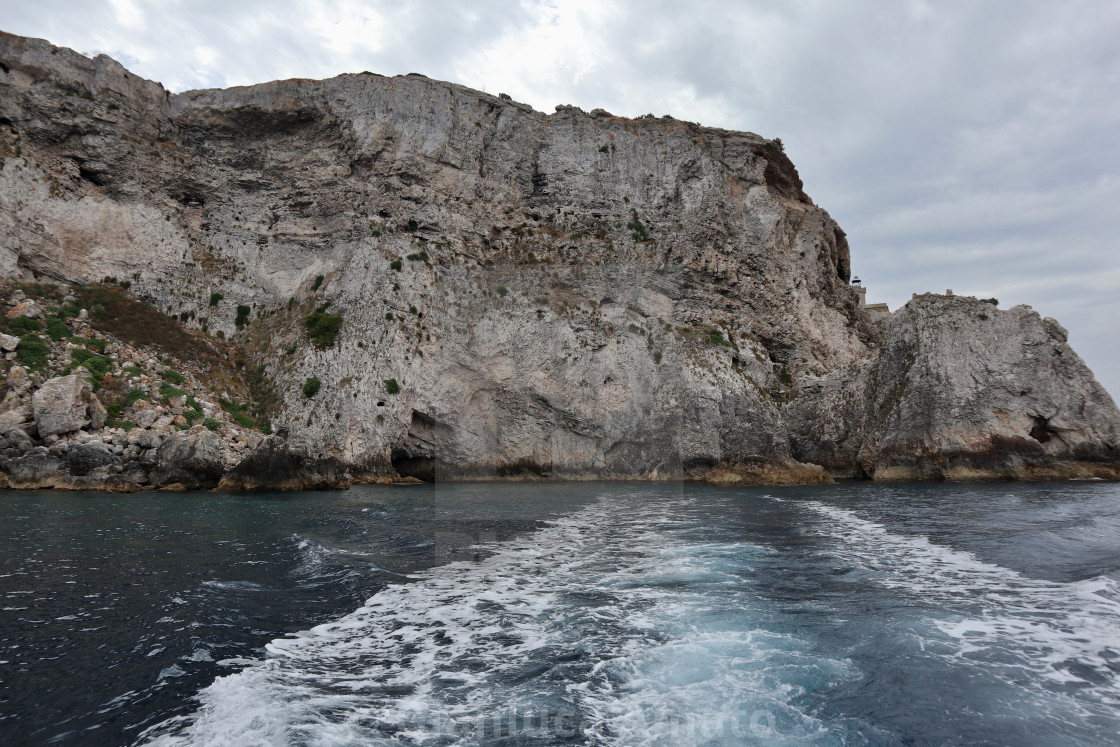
[{"xmin": 0, "ymin": 31, "xmax": 1116, "ymax": 490}]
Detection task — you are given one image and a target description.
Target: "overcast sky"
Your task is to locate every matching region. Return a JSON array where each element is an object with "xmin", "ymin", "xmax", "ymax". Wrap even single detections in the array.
[{"xmin": 3, "ymin": 0, "xmax": 1118, "ymax": 395}]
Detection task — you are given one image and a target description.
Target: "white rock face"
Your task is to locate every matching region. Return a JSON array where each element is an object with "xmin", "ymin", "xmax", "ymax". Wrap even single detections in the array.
[{"xmin": 0, "ymin": 33, "xmax": 1117, "ymax": 483}]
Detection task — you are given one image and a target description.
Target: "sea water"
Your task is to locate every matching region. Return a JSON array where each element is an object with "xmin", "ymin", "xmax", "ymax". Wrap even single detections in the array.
[{"xmin": 1, "ymin": 482, "xmax": 1118, "ymax": 745}]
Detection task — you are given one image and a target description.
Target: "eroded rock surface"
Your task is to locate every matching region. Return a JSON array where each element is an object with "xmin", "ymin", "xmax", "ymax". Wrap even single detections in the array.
[{"xmin": 0, "ymin": 31, "xmax": 1117, "ymax": 487}]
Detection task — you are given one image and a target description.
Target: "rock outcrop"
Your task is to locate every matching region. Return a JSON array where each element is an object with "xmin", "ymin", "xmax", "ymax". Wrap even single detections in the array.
[
  {"xmin": 149, "ymin": 428, "xmax": 226, "ymax": 489},
  {"xmin": 790, "ymin": 295, "xmax": 1120, "ymax": 480},
  {"xmin": 0, "ymin": 31, "xmax": 1116, "ymax": 488},
  {"xmin": 32, "ymin": 374, "xmax": 91, "ymax": 436}
]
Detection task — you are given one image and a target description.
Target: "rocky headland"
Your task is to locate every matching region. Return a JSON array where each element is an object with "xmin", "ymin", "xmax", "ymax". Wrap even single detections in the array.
[{"xmin": 0, "ymin": 31, "xmax": 1116, "ymax": 490}]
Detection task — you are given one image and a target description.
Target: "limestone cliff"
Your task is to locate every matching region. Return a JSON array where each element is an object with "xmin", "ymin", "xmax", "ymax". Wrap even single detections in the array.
[{"xmin": 0, "ymin": 31, "xmax": 1116, "ymax": 488}]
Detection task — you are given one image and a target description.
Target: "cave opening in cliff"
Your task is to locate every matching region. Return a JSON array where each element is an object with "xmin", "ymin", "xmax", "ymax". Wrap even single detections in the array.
[
  {"xmin": 1029, "ymin": 415, "xmax": 1056, "ymax": 443},
  {"xmin": 77, "ymin": 166, "xmax": 105, "ymax": 186},
  {"xmin": 391, "ymin": 450, "xmax": 435, "ymax": 482}
]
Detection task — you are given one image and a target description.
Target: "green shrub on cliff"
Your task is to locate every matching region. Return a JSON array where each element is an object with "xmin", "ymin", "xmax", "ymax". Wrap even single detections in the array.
[
  {"xmin": 302, "ymin": 377, "xmax": 321, "ymax": 398},
  {"xmin": 707, "ymin": 329, "xmax": 730, "ymax": 346},
  {"xmin": 16, "ymin": 333, "xmax": 49, "ymax": 371},
  {"xmin": 159, "ymin": 382, "xmax": 187, "ymax": 400},
  {"xmin": 303, "ymin": 310, "xmax": 342, "ymax": 348},
  {"xmin": 46, "ymin": 318, "xmax": 70, "ymax": 340},
  {"xmin": 8, "ymin": 317, "xmax": 40, "ymax": 335},
  {"xmin": 235, "ymin": 305, "xmax": 251, "ymax": 328},
  {"xmin": 73, "ymin": 356, "xmax": 107, "ymax": 379},
  {"xmin": 627, "ymin": 210, "xmax": 650, "ymax": 242},
  {"xmin": 203, "ymin": 417, "xmax": 220, "ymax": 432},
  {"xmin": 80, "ymin": 355, "xmax": 112, "ymax": 380},
  {"xmin": 384, "ymin": 378, "xmax": 400, "ymax": 394}
]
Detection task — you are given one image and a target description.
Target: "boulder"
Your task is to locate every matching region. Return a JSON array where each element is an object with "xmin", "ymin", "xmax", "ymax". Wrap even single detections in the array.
[
  {"xmin": 137, "ymin": 430, "xmax": 163, "ymax": 449},
  {"xmin": 6, "ymin": 299, "xmax": 43, "ymax": 320},
  {"xmin": 0, "ymin": 405, "xmax": 32, "ymax": 432},
  {"xmin": 0, "ymin": 391, "xmax": 21, "ymax": 413},
  {"xmin": 88, "ymin": 395, "xmax": 108, "ymax": 430},
  {"xmin": 6, "ymin": 452, "xmax": 66, "ymax": 488},
  {"xmin": 65, "ymin": 441, "xmax": 120, "ymax": 476},
  {"xmin": 6, "ymin": 427, "xmax": 33, "ymax": 448},
  {"xmin": 0, "ymin": 333, "xmax": 19, "ymax": 351},
  {"xmin": 152, "ymin": 415, "xmax": 175, "ymax": 431},
  {"xmin": 7, "ymin": 365, "xmax": 29, "ymax": 395},
  {"xmin": 133, "ymin": 408, "xmax": 159, "ymax": 429},
  {"xmin": 149, "ymin": 426, "xmax": 226, "ymax": 489},
  {"xmin": 32, "ymin": 375, "xmax": 92, "ymax": 437}
]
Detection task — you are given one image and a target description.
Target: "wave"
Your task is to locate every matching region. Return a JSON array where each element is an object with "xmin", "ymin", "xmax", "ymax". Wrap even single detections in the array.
[
  {"xmin": 199, "ymin": 580, "xmax": 266, "ymax": 592},
  {"xmin": 139, "ymin": 493, "xmax": 853, "ymax": 746},
  {"xmin": 799, "ymin": 501, "xmax": 1120, "ymax": 706}
]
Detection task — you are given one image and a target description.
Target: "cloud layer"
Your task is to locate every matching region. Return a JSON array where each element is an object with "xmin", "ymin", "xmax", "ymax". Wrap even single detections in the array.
[{"xmin": 4, "ymin": 0, "xmax": 1118, "ymax": 394}]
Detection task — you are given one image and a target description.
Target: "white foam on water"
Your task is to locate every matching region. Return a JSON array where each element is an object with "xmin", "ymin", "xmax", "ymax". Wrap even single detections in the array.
[
  {"xmin": 200, "ymin": 580, "xmax": 266, "ymax": 592},
  {"xmin": 140, "ymin": 494, "xmax": 852, "ymax": 746},
  {"xmin": 800, "ymin": 501, "xmax": 1120, "ymax": 709}
]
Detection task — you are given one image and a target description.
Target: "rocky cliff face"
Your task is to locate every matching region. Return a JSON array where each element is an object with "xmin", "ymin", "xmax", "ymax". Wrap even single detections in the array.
[{"xmin": 0, "ymin": 31, "xmax": 1116, "ymax": 488}]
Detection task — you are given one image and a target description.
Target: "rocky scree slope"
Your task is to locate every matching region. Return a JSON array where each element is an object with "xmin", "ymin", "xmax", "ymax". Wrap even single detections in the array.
[
  {"xmin": 0, "ymin": 31, "xmax": 1117, "ymax": 487},
  {"xmin": 0, "ymin": 281, "xmax": 340, "ymax": 491}
]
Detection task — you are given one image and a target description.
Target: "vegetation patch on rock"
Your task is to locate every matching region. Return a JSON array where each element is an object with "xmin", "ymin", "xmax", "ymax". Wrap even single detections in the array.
[{"xmin": 303, "ymin": 308, "xmax": 342, "ymax": 348}]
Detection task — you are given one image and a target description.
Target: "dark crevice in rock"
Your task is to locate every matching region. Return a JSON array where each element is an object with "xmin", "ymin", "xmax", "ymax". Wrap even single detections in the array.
[
  {"xmin": 1029, "ymin": 415, "xmax": 1056, "ymax": 444},
  {"xmin": 833, "ymin": 227, "xmax": 851, "ymax": 282},
  {"xmin": 496, "ymin": 458, "xmax": 550, "ymax": 478},
  {"xmin": 77, "ymin": 165, "xmax": 105, "ymax": 186},
  {"xmin": 756, "ymin": 141, "xmax": 809, "ymax": 204}
]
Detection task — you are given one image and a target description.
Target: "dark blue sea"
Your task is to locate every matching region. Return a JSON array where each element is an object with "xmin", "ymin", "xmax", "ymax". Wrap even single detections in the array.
[{"xmin": 1, "ymin": 481, "xmax": 1119, "ymax": 746}]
